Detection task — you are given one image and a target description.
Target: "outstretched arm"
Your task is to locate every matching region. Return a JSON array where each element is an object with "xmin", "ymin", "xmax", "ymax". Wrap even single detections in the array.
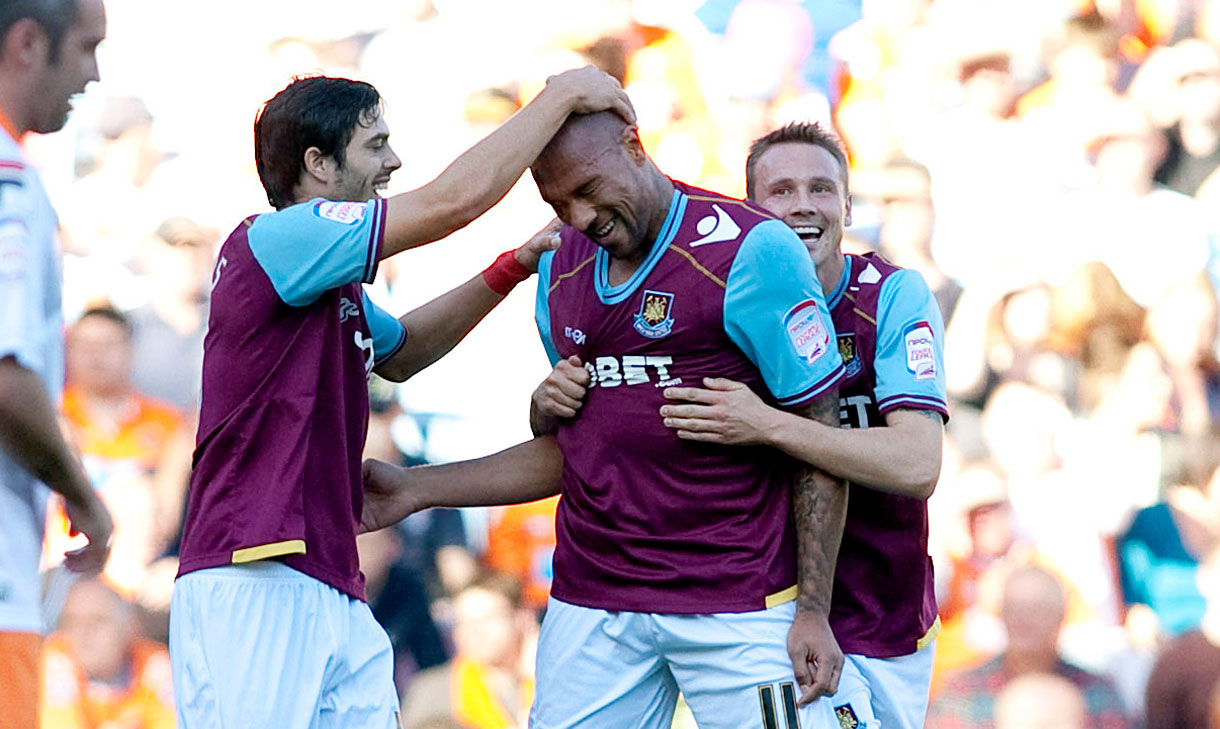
[
  {"xmin": 380, "ymin": 66, "xmax": 634, "ymax": 257},
  {"xmin": 0, "ymin": 357, "xmax": 112, "ymax": 574},
  {"xmin": 784, "ymin": 391, "xmax": 848, "ymax": 705},
  {"xmin": 360, "ymin": 436, "xmax": 563, "ymax": 534},
  {"xmin": 375, "ymin": 221, "xmax": 562, "ymax": 382},
  {"xmin": 661, "ymin": 377, "xmax": 943, "ymax": 499}
]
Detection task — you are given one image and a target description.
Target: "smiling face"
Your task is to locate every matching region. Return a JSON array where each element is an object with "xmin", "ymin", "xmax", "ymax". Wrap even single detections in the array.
[
  {"xmin": 328, "ymin": 113, "xmax": 401, "ymax": 202},
  {"xmin": 749, "ymin": 142, "xmax": 852, "ymax": 270},
  {"xmin": 532, "ymin": 113, "xmax": 668, "ymax": 263}
]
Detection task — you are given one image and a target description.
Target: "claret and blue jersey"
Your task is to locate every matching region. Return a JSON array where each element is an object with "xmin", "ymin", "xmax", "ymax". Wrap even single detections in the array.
[
  {"xmin": 535, "ymin": 181, "xmax": 844, "ymax": 615},
  {"xmin": 823, "ymin": 251, "xmax": 948, "ymax": 658},
  {"xmin": 178, "ymin": 198, "xmax": 407, "ymax": 601}
]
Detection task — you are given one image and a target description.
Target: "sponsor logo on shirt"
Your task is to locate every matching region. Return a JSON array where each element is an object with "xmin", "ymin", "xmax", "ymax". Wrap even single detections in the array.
[
  {"xmin": 338, "ymin": 296, "xmax": 360, "ymax": 323},
  {"xmin": 585, "ymin": 355, "xmax": 679, "ymax": 388},
  {"xmin": 783, "ymin": 300, "xmax": 829, "ymax": 365},
  {"xmin": 839, "ymin": 394, "xmax": 874, "ymax": 429},
  {"xmin": 837, "ymin": 333, "xmax": 861, "ymax": 377},
  {"xmin": 903, "ymin": 320, "xmax": 936, "ymax": 380},
  {"xmin": 689, "ymin": 204, "xmax": 741, "ymax": 247},
  {"xmin": 633, "ymin": 290, "xmax": 675, "ymax": 339},
  {"xmin": 563, "ymin": 326, "xmax": 586, "ymax": 345},
  {"xmin": 313, "ymin": 201, "xmax": 366, "ymax": 225}
]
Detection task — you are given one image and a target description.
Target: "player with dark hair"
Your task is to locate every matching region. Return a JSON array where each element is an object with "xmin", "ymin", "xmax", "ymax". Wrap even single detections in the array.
[
  {"xmin": 169, "ymin": 68, "xmax": 632, "ymax": 729},
  {"xmin": 659, "ymin": 122, "xmax": 948, "ymax": 729},
  {"xmin": 0, "ymin": 1, "xmax": 110, "ymax": 728},
  {"xmin": 361, "ymin": 111, "xmax": 860, "ymax": 729}
]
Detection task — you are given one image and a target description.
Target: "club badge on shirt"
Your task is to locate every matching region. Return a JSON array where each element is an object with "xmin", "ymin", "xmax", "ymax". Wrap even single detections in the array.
[
  {"xmin": 903, "ymin": 320, "xmax": 936, "ymax": 381},
  {"xmin": 633, "ymin": 289, "xmax": 675, "ymax": 339},
  {"xmin": 784, "ymin": 299, "xmax": 829, "ymax": 365},
  {"xmin": 838, "ymin": 333, "xmax": 861, "ymax": 377}
]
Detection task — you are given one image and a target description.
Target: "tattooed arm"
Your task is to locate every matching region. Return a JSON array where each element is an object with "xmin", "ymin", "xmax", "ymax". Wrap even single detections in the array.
[{"xmin": 784, "ymin": 389, "xmax": 848, "ymax": 705}]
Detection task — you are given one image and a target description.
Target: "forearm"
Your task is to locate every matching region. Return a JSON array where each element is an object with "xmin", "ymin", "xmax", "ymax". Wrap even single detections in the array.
[
  {"xmin": 790, "ymin": 394, "xmax": 848, "ymax": 614},
  {"xmin": 765, "ymin": 408, "xmax": 942, "ymax": 499},
  {"xmin": 400, "ymin": 437, "xmax": 562, "ymax": 512},
  {"xmin": 0, "ymin": 358, "xmax": 93, "ymax": 503},
  {"xmin": 379, "ymin": 274, "xmax": 503, "ymax": 381}
]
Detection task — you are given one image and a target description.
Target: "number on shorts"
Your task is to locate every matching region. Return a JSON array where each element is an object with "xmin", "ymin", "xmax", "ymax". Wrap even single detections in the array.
[{"xmin": 757, "ymin": 681, "xmax": 800, "ymax": 729}]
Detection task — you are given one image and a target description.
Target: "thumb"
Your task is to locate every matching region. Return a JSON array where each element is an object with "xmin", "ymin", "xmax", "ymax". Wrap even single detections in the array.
[{"xmin": 567, "ymin": 355, "xmax": 583, "ymax": 367}]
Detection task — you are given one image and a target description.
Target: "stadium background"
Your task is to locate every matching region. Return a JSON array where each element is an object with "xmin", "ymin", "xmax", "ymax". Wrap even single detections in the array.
[{"xmin": 30, "ymin": 0, "xmax": 1220, "ymax": 726}]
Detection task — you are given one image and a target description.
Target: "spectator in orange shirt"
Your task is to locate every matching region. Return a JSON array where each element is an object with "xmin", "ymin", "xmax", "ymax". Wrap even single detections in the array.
[{"xmin": 41, "ymin": 577, "xmax": 175, "ymax": 729}]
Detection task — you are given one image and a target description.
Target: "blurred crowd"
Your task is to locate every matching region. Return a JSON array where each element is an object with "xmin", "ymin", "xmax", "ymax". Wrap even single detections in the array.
[{"xmin": 28, "ymin": 0, "xmax": 1220, "ymax": 727}]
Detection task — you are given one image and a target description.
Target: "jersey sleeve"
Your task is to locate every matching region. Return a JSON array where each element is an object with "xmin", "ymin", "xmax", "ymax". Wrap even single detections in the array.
[
  {"xmin": 723, "ymin": 219, "xmax": 844, "ymax": 408},
  {"xmin": 247, "ymin": 198, "xmax": 386, "ymax": 307},
  {"xmin": 0, "ymin": 169, "xmax": 43, "ymax": 371},
  {"xmin": 873, "ymin": 269, "xmax": 948, "ymax": 420},
  {"xmin": 534, "ymin": 249, "xmax": 561, "ymax": 367},
  {"xmin": 362, "ymin": 289, "xmax": 407, "ymax": 367}
]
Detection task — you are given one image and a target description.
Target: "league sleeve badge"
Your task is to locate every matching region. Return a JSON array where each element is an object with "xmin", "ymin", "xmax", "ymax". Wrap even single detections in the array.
[
  {"xmin": 313, "ymin": 201, "xmax": 366, "ymax": 225},
  {"xmin": 783, "ymin": 299, "xmax": 830, "ymax": 364},
  {"xmin": 633, "ymin": 289, "xmax": 675, "ymax": 339},
  {"xmin": 903, "ymin": 320, "xmax": 937, "ymax": 381}
]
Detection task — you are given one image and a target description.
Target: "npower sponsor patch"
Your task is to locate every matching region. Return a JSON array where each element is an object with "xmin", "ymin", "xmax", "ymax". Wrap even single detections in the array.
[
  {"xmin": 784, "ymin": 299, "xmax": 829, "ymax": 364},
  {"xmin": 903, "ymin": 320, "xmax": 936, "ymax": 380},
  {"xmin": 313, "ymin": 200, "xmax": 366, "ymax": 225}
]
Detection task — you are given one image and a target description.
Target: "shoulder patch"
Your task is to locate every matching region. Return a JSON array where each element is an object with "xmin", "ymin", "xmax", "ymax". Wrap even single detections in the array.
[
  {"xmin": 903, "ymin": 320, "xmax": 937, "ymax": 380},
  {"xmin": 858, "ymin": 262, "xmax": 881, "ymax": 285},
  {"xmin": 313, "ymin": 200, "xmax": 366, "ymax": 225},
  {"xmin": 784, "ymin": 299, "xmax": 830, "ymax": 364}
]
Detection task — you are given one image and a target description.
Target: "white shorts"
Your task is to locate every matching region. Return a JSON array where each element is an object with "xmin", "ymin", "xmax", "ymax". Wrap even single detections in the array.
[
  {"xmin": 169, "ymin": 561, "xmax": 399, "ymax": 729},
  {"xmin": 530, "ymin": 597, "xmax": 876, "ymax": 729},
  {"xmin": 838, "ymin": 641, "xmax": 937, "ymax": 729}
]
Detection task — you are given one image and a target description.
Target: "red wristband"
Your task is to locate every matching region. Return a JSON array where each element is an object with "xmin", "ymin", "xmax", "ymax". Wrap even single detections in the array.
[{"xmin": 482, "ymin": 249, "xmax": 532, "ymax": 295}]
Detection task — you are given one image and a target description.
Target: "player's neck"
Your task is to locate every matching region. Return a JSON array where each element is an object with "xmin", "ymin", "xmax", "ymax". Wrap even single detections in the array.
[{"xmin": 817, "ymin": 250, "xmax": 845, "ymax": 299}]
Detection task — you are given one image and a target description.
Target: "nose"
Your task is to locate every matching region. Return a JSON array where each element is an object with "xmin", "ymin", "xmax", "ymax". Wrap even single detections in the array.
[
  {"xmin": 384, "ymin": 145, "xmax": 403, "ymax": 173},
  {"xmin": 567, "ymin": 201, "xmax": 597, "ymax": 232},
  {"xmin": 790, "ymin": 189, "xmax": 817, "ymax": 214}
]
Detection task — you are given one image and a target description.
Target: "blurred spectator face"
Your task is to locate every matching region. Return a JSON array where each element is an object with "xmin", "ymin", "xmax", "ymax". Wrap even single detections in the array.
[
  {"xmin": 969, "ymin": 502, "xmax": 1015, "ymax": 559},
  {"xmin": 877, "ymin": 167, "xmax": 934, "ymax": 260},
  {"xmin": 982, "ymin": 383, "xmax": 1070, "ymax": 477},
  {"xmin": 452, "ymin": 585, "xmax": 522, "ymax": 668},
  {"xmin": 146, "ymin": 218, "xmax": 216, "ymax": 303},
  {"xmin": 67, "ymin": 312, "xmax": 133, "ymax": 397},
  {"xmin": 1001, "ymin": 567, "xmax": 1067, "ymax": 663},
  {"xmin": 750, "ymin": 142, "xmax": 851, "ymax": 271},
  {"xmin": 1094, "ymin": 132, "xmax": 1164, "ymax": 190},
  {"xmin": 1052, "ymin": 43, "xmax": 1114, "ymax": 91},
  {"xmin": 59, "ymin": 578, "xmax": 136, "ymax": 682},
  {"xmin": 1002, "ymin": 286, "xmax": 1053, "ymax": 349},
  {"xmin": 330, "ymin": 111, "xmax": 401, "ymax": 203},
  {"xmin": 1146, "ymin": 277, "xmax": 1218, "ymax": 368},
  {"xmin": 26, "ymin": 0, "xmax": 106, "ymax": 135},
  {"xmin": 1172, "ymin": 41, "xmax": 1220, "ymax": 125},
  {"xmin": 961, "ymin": 58, "xmax": 1016, "ymax": 119},
  {"xmin": 994, "ymin": 673, "xmax": 1087, "ymax": 729}
]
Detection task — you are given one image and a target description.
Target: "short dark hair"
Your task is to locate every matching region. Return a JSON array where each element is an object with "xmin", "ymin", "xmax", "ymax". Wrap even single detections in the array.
[
  {"xmin": 254, "ymin": 75, "xmax": 382, "ymax": 210},
  {"xmin": 0, "ymin": 0, "xmax": 80, "ymax": 64},
  {"xmin": 745, "ymin": 122, "xmax": 849, "ymax": 199},
  {"xmin": 76, "ymin": 304, "xmax": 132, "ymax": 338}
]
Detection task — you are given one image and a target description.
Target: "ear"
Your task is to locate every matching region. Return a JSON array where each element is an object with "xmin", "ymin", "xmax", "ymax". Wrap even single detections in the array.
[
  {"xmin": 621, "ymin": 123, "xmax": 645, "ymax": 164},
  {"xmin": 844, "ymin": 192, "xmax": 853, "ymax": 228},
  {"xmin": 302, "ymin": 146, "xmax": 332, "ymax": 185},
  {"xmin": 1, "ymin": 17, "xmax": 49, "ymax": 69}
]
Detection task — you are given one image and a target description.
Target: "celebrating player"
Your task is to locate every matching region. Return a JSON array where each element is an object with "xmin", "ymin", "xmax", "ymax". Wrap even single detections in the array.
[
  {"xmin": 0, "ymin": 2, "xmax": 112, "ymax": 728},
  {"xmin": 361, "ymin": 111, "xmax": 865, "ymax": 729},
  {"xmin": 169, "ymin": 69, "xmax": 632, "ymax": 729},
  {"xmin": 656, "ymin": 123, "xmax": 948, "ymax": 729}
]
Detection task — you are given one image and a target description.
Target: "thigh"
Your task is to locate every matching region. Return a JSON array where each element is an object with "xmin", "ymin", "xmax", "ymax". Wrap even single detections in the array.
[
  {"xmin": 316, "ymin": 600, "xmax": 400, "ymax": 729},
  {"xmin": 169, "ymin": 564, "xmax": 339, "ymax": 729},
  {"xmin": 0, "ymin": 632, "xmax": 40, "ymax": 729},
  {"xmin": 530, "ymin": 598, "xmax": 678, "ymax": 729},
  {"xmin": 660, "ymin": 605, "xmax": 873, "ymax": 729},
  {"xmin": 845, "ymin": 642, "xmax": 936, "ymax": 729}
]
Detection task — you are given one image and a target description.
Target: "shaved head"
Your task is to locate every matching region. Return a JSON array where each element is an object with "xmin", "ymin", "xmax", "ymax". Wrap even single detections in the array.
[{"xmin": 533, "ymin": 111, "xmax": 631, "ymax": 176}]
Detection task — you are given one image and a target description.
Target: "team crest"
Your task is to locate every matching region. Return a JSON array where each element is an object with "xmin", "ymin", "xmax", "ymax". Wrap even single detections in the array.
[
  {"xmin": 835, "ymin": 704, "xmax": 860, "ymax": 729},
  {"xmin": 838, "ymin": 333, "xmax": 861, "ymax": 377},
  {"xmin": 634, "ymin": 290, "xmax": 675, "ymax": 339}
]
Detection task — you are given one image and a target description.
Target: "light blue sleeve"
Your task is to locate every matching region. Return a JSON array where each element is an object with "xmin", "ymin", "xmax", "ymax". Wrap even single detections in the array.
[
  {"xmin": 362, "ymin": 290, "xmax": 407, "ymax": 367},
  {"xmin": 534, "ymin": 249, "xmax": 561, "ymax": 367},
  {"xmin": 248, "ymin": 198, "xmax": 386, "ymax": 306},
  {"xmin": 873, "ymin": 269, "xmax": 948, "ymax": 418},
  {"xmin": 723, "ymin": 219, "xmax": 844, "ymax": 407}
]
